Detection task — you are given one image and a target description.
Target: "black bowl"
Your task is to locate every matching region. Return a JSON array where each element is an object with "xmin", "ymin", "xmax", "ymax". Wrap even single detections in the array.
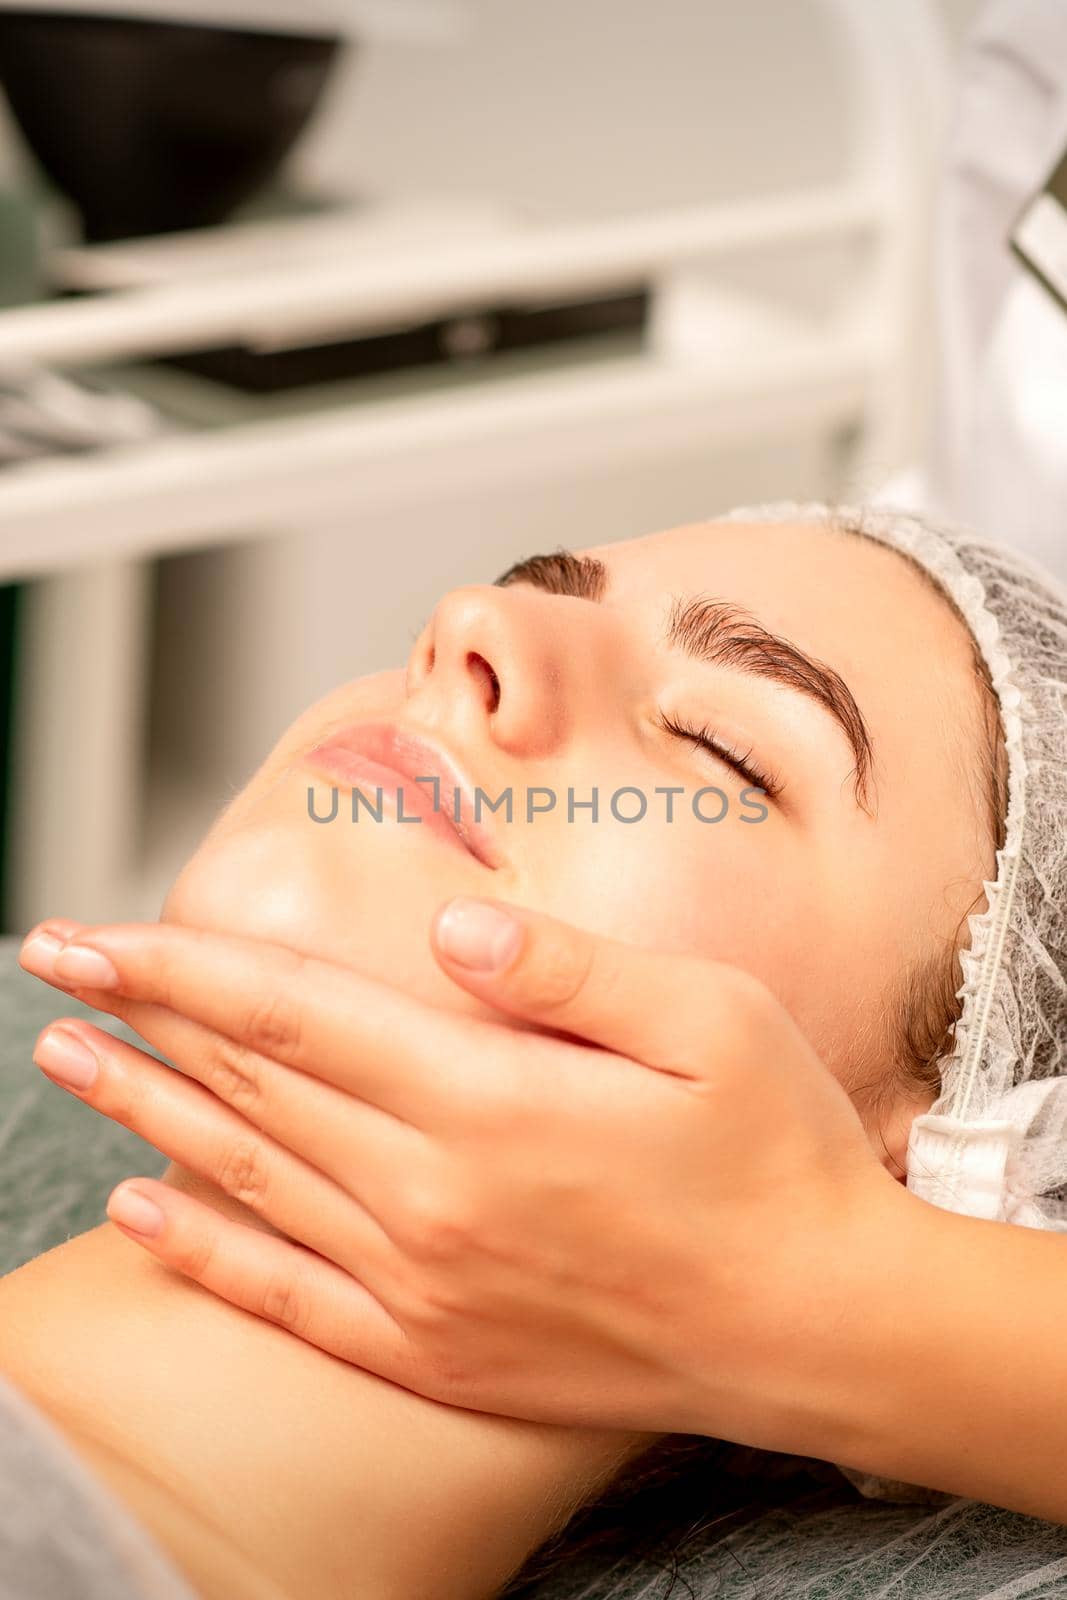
[{"xmin": 0, "ymin": 11, "xmax": 343, "ymax": 241}]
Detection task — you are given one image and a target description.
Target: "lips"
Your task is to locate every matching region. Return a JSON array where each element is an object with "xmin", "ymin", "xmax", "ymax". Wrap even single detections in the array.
[{"xmin": 303, "ymin": 721, "xmax": 501, "ymax": 869}]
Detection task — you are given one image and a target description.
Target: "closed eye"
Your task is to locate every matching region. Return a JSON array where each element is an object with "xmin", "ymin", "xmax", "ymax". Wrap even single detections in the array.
[
  {"xmin": 657, "ymin": 712, "xmax": 783, "ymax": 801},
  {"xmin": 496, "ymin": 547, "xmax": 872, "ymax": 814}
]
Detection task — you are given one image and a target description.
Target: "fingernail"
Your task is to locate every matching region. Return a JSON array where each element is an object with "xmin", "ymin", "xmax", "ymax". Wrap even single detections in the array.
[
  {"xmin": 108, "ymin": 1184, "xmax": 164, "ymax": 1239},
  {"xmin": 34, "ymin": 1027, "xmax": 98, "ymax": 1091},
  {"xmin": 435, "ymin": 898, "xmax": 523, "ymax": 972},
  {"xmin": 19, "ymin": 931, "xmax": 63, "ymax": 979},
  {"xmin": 52, "ymin": 944, "xmax": 120, "ymax": 990}
]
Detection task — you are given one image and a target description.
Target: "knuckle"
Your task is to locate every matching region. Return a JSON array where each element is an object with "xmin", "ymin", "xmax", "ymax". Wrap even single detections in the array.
[
  {"xmin": 416, "ymin": 1341, "xmax": 475, "ymax": 1407},
  {"xmin": 206, "ymin": 1036, "xmax": 262, "ymax": 1114},
  {"xmin": 397, "ymin": 1270, "xmax": 468, "ymax": 1328},
  {"xmin": 393, "ymin": 1282, "xmax": 446, "ymax": 1335},
  {"xmin": 239, "ymin": 992, "xmax": 301, "ymax": 1060},
  {"xmin": 215, "ymin": 1138, "xmax": 270, "ymax": 1208},
  {"xmin": 152, "ymin": 945, "xmax": 187, "ymax": 1013},
  {"xmin": 113, "ymin": 1056, "xmax": 151, "ymax": 1126},
  {"xmin": 259, "ymin": 1273, "xmax": 310, "ymax": 1336},
  {"xmin": 525, "ymin": 932, "xmax": 597, "ymax": 1013},
  {"xmin": 718, "ymin": 964, "xmax": 778, "ymax": 1038},
  {"xmin": 398, "ymin": 1179, "xmax": 476, "ymax": 1265},
  {"xmin": 172, "ymin": 1227, "xmax": 218, "ymax": 1285},
  {"xmin": 106, "ymin": 996, "xmax": 136, "ymax": 1030}
]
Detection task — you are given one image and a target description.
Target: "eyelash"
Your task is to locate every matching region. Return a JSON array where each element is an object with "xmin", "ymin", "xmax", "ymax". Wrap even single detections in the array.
[{"xmin": 657, "ymin": 712, "xmax": 783, "ymax": 800}]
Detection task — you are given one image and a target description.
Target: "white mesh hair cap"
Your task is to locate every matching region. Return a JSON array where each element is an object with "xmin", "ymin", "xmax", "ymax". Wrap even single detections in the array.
[{"xmin": 714, "ymin": 502, "xmax": 1067, "ymax": 1232}]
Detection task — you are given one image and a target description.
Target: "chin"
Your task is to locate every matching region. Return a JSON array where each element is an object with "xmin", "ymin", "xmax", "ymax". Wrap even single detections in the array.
[{"xmin": 162, "ymin": 804, "xmax": 499, "ymax": 1021}]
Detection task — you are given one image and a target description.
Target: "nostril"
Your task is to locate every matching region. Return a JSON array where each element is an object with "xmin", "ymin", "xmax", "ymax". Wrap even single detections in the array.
[{"xmin": 467, "ymin": 651, "xmax": 501, "ymax": 712}]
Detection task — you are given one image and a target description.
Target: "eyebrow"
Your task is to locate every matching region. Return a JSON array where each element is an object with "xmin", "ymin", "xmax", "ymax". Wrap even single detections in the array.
[{"xmin": 495, "ymin": 548, "xmax": 876, "ymax": 811}]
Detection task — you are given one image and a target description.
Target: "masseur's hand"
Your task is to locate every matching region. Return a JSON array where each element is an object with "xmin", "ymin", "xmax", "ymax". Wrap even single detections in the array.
[{"xmin": 19, "ymin": 906, "xmax": 912, "ymax": 1456}]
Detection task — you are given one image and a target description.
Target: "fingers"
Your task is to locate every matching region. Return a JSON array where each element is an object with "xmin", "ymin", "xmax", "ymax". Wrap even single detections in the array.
[
  {"xmin": 432, "ymin": 897, "xmax": 774, "ymax": 1077},
  {"xmin": 20, "ymin": 921, "xmax": 500, "ymax": 1126},
  {"xmin": 34, "ymin": 1018, "xmax": 399, "ymax": 1286},
  {"xmin": 32, "ymin": 917, "xmax": 84, "ymax": 941},
  {"xmin": 92, "ymin": 993, "xmax": 415, "ymax": 1200},
  {"xmin": 106, "ymin": 1177, "xmax": 411, "ymax": 1379}
]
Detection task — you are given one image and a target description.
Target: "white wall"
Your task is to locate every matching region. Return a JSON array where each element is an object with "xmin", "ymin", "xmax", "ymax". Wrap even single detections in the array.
[
  {"xmin": 294, "ymin": 0, "xmax": 851, "ymax": 219},
  {"xmin": 301, "ymin": 0, "xmax": 979, "ymax": 211},
  {"xmin": 0, "ymin": 1, "xmax": 983, "ymax": 198}
]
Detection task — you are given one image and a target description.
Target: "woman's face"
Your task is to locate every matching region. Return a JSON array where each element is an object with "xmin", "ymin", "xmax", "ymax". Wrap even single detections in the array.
[{"xmin": 166, "ymin": 517, "xmax": 994, "ymax": 1165}]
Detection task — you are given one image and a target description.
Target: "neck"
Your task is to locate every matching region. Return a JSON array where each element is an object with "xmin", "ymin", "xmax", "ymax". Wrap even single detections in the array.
[{"xmin": 0, "ymin": 1202, "xmax": 642, "ymax": 1599}]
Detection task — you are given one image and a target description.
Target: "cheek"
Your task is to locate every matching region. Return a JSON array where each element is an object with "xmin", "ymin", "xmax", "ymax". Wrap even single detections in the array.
[
  {"xmin": 534, "ymin": 814, "xmax": 780, "ymax": 966},
  {"xmin": 164, "ymin": 823, "xmax": 348, "ymax": 954},
  {"xmin": 531, "ymin": 814, "xmax": 864, "ymax": 1073},
  {"xmin": 163, "ymin": 816, "xmax": 506, "ymax": 1022}
]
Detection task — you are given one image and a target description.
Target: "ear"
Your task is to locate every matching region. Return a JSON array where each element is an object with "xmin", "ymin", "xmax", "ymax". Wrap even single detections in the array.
[{"xmin": 872, "ymin": 1086, "xmax": 938, "ymax": 1183}]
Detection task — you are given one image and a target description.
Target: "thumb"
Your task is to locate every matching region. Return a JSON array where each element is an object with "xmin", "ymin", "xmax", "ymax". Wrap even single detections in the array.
[{"xmin": 430, "ymin": 896, "xmax": 772, "ymax": 1077}]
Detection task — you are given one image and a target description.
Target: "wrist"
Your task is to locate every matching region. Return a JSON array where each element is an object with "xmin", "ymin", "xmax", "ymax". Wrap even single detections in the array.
[
  {"xmin": 790, "ymin": 1174, "xmax": 943, "ymax": 1470},
  {"xmin": 819, "ymin": 1190, "xmax": 1067, "ymax": 1519},
  {"xmin": 684, "ymin": 1169, "xmax": 927, "ymax": 1458},
  {"xmin": 791, "ymin": 1178, "xmax": 1067, "ymax": 1516}
]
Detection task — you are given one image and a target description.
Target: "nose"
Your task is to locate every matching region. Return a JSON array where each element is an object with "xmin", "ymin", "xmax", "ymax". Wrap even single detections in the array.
[{"xmin": 405, "ymin": 583, "xmax": 570, "ymax": 757}]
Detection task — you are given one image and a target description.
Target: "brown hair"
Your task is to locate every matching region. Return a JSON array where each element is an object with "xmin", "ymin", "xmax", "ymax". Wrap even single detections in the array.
[{"xmin": 844, "ymin": 522, "xmax": 1011, "ymax": 1115}]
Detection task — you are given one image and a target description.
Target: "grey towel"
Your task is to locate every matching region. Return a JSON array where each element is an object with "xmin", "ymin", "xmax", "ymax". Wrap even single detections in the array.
[
  {"xmin": 0, "ymin": 1375, "xmax": 195, "ymax": 1600},
  {"xmin": 0, "ymin": 939, "xmax": 167, "ymax": 1276}
]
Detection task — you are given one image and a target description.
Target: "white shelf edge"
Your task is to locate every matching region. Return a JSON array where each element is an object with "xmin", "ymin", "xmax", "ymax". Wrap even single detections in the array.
[
  {"xmin": 0, "ymin": 185, "xmax": 881, "ymax": 367},
  {"xmin": 0, "ymin": 333, "xmax": 876, "ymax": 577}
]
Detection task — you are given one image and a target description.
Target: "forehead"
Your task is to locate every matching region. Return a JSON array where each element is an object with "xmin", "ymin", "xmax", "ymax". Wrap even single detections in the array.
[
  {"xmin": 584, "ymin": 516, "xmax": 976, "ymax": 708},
  {"xmin": 583, "ymin": 516, "xmax": 986, "ymax": 823}
]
